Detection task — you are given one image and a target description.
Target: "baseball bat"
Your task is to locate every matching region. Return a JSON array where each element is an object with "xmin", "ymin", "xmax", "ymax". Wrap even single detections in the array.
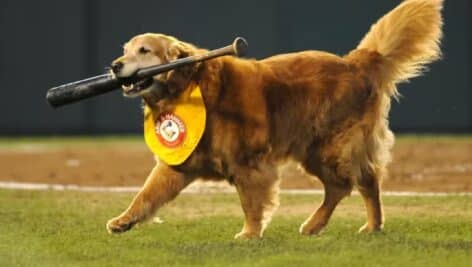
[{"xmin": 46, "ymin": 37, "xmax": 248, "ymax": 108}]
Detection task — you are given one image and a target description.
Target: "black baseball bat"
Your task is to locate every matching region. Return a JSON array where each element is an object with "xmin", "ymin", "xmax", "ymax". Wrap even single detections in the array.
[{"xmin": 46, "ymin": 37, "xmax": 248, "ymax": 108}]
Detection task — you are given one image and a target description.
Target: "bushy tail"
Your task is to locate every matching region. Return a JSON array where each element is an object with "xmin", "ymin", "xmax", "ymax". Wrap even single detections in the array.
[{"xmin": 357, "ymin": 0, "xmax": 443, "ymax": 97}]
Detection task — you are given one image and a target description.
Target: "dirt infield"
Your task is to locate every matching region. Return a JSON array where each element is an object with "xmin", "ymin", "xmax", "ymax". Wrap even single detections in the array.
[{"xmin": 0, "ymin": 136, "xmax": 471, "ymax": 192}]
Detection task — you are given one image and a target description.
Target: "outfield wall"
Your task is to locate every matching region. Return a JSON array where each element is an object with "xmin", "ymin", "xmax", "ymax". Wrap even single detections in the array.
[{"xmin": 0, "ymin": 0, "xmax": 470, "ymax": 134}]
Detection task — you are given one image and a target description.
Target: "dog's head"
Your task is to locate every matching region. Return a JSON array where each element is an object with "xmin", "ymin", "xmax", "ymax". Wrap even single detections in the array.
[{"xmin": 111, "ymin": 33, "xmax": 200, "ymax": 98}]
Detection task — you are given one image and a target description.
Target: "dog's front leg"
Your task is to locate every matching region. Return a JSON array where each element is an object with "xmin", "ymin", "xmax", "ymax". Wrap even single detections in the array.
[
  {"xmin": 106, "ymin": 161, "xmax": 192, "ymax": 234},
  {"xmin": 233, "ymin": 166, "xmax": 280, "ymax": 240}
]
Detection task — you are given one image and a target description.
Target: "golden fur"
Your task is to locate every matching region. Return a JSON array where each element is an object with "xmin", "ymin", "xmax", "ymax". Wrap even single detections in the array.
[{"xmin": 107, "ymin": 0, "xmax": 443, "ymax": 238}]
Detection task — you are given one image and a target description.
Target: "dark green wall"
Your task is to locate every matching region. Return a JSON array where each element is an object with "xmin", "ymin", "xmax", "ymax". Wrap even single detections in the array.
[{"xmin": 0, "ymin": 0, "xmax": 470, "ymax": 135}]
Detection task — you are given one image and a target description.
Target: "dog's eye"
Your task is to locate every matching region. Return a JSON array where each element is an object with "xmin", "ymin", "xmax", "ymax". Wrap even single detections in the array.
[{"xmin": 139, "ymin": 47, "xmax": 150, "ymax": 54}]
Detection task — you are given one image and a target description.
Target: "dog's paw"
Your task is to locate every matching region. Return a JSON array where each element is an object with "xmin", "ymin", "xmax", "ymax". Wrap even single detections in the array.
[
  {"xmin": 106, "ymin": 216, "xmax": 136, "ymax": 234},
  {"xmin": 152, "ymin": 216, "xmax": 164, "ymax": 224},
  {"xmin": 234, "ymin": 231, "xmax": 261, "ymax": 240},
  {"xmin": 358, "ymin": 223, "xmax": 383, "ymax": 234},
  {"xmin": 299, "ymin": 221, "xmax": 325, "ymax": 236}
]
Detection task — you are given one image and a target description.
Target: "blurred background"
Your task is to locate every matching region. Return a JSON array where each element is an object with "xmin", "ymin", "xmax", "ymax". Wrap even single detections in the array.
[
  {"xmin": 0, "ymin": 0, "xmax": 470, "ymax": 135},
  {"xmin": 1, "ymin": 3, "xmax": 471, "ymax": 262}
]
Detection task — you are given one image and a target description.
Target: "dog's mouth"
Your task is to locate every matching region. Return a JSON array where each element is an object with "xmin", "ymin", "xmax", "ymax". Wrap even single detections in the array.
[{"xmin": 121, "ymin": 78, "xmax": 154, "ymax": 97}]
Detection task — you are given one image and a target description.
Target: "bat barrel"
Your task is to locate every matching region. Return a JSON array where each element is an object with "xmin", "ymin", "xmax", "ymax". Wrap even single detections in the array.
[{"xmin": 46, "ymin": 74, "xmax": 122, "ymax": 108}]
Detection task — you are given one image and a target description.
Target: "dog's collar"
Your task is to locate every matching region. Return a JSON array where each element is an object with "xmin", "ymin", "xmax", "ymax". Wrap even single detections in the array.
[
  {"xmin": 143, "ymin": 66, "xmax": 201, "ymax": 107},
  {"xmin": 142, "ymin": 80, "xmax": 169, "ymax": 107}
]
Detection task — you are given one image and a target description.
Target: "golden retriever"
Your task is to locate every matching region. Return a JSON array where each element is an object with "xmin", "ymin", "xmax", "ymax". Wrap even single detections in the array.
[{"xmin": 106, "ymin": 0, "xmax": 443, "ymax": 238}]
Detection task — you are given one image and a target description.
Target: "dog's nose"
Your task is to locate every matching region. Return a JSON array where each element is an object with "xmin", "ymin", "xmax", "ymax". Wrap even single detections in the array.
[{"xmin": 111, "ymin": 62, "xmax": 123, "ymax": 74}]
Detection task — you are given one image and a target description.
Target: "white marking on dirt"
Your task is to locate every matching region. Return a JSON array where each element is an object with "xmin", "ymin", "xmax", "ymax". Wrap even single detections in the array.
[
  {"xmin": 0, "ymin": 181, "xmax": 471, "ymax": 196},
  {"xmin": 0, "ymin": 181, "xmax": 140, "ymax": 193},
  {"xmin": 0, "ymin": 144, "xmax": 62, "ymax": 153},
  {"xmin": 66, "ymin": 159, "xmax": 80, "ymax": 167}
]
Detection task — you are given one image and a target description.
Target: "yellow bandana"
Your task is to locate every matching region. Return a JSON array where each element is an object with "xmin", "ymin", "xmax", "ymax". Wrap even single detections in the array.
[{"xmin": 144, "ymin": 82, "xmax": 206, "ymax": 165}]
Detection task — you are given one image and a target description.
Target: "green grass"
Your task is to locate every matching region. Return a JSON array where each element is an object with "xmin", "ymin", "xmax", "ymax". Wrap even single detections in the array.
[{"xmin": 0, "ymin": 190, "xmax": 471, "ymax": 267}]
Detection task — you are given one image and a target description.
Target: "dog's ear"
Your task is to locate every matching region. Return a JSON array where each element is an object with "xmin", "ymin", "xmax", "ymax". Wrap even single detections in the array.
[
  {"xmin": 165, "ymin": 42, "xmax": 199, "ymax": 96},
  {"xmin": 165, "ymin": 41, "xmax": 195, "ymax": 62}
]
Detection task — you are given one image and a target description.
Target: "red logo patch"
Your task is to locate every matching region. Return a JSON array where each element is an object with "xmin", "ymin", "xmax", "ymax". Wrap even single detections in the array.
[{"xmin": 155, "ymin": 113, "xmax": 186, "ymax": 148}]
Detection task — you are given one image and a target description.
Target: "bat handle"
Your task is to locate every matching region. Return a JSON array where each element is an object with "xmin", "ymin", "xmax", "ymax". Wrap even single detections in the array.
[
  {"xmin": 198, "ymin": 37, "xmax": 248, "ymax": 58},
  {"xmin": 136, "ymin": 37, "xmax": 248, "ymax": 79},
  {"xmin": 232, "ymin": 37, "xmax": 248, "ymax": 57},
  {"xmin": 46, "ymin": 74, "xmax": 122, "ymax": 108}
]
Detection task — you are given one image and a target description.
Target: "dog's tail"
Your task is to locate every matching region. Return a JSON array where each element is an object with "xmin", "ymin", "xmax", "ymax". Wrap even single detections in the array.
[{"xmin": 354, "ymin": 0, "xmax": 443, "ymax": 97}]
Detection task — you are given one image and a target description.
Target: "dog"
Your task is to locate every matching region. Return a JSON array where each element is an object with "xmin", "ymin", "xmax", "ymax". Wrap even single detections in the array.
[{"xmin": 106, "ymin": 0, "xmax": 443, "ymax": 238}]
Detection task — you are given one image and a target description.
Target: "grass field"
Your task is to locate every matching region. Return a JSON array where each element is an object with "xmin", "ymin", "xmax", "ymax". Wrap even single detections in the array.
[{"xmin": 1, "ymin": 189, "xmax": 471, "ymax": 267}]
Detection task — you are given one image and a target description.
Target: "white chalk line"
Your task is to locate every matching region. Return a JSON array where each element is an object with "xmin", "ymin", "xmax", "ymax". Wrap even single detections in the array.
[{"xmin": 1, "ymin": 181, "xmax": 471, "ymax": 197}]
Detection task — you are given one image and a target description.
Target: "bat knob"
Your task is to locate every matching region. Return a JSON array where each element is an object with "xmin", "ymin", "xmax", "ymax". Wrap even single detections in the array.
[{"xmin": 232, "ymin": 37, "xmax": 248, "ymax": 57}]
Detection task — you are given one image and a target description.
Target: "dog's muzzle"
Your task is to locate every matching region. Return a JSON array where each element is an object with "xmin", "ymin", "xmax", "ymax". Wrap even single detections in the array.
[
  {"xmin": 121, "ymin": 78, "xmax": 154, "ymax": 97},
  {"xmin": 111, "ymin": 62, "xmax": 124, "ymax": 75}
]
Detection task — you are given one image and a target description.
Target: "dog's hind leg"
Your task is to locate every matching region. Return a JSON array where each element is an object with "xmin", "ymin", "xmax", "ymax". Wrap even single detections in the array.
[
  {"xmin": 299, "ymin": 176, "xmax": 352, "ymax": 235},
  {"xmin": 357, "ymin": 167, "xmax": 385, "ymax": 233},
  {"xmin": 233, "ymin": 165, "xmax": 280, "ymax": 239},
  {"xmin": 356, "ymin": 127, "xmax": 393, "ymax": 233},
  {"xmin": 299, "ymin": 155, "xmax": 353, "ymax": 235},
  {"xmin": 106, "ymin": 161, "xmax": 193, "ymax": 234}
]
